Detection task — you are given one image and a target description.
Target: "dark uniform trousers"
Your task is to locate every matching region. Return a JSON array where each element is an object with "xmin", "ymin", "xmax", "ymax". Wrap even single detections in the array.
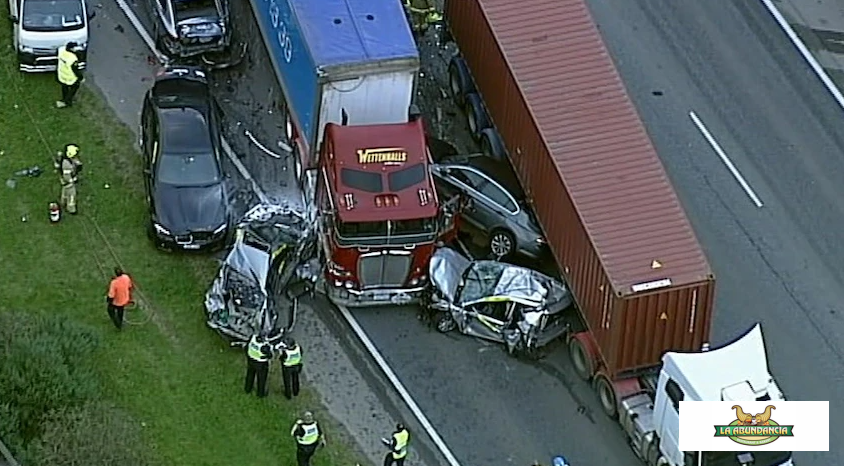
[
  {"xmin": 384, "ymin": 453, "xmax": 406, "ymax": 466},
  {"xmin": 107, "ymin": 303, "xmax": 124, "ymax": 329},
  {"xmin": 282, "ymin": 363, "xmax": 302, "ymax": 399},
  {"xmin": 297, "ymin": 443, "xmax": 318, "ymax": 466},
  {"xmin": 62, "ymin": 82, "xmax": 81, "ymax": 106},
  {"xmin": 245, "ymin": 358, "xmax": 269, "ymax": 397}
]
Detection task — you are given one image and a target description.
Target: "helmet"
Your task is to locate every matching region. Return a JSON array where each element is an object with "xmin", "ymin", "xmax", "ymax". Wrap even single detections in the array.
[
  {"xmin": 553, "ymin": 456, "xmax": 569, "ymax": 466},
  {"xmin": 66, "ymin": 144, "xmax": 79, "ymax": 158},
  {"xmin": 303, "ymin": 411, "xmax": 314, "ymax": 423},
  {"xmin": 284, "ymin": 337, "xmax": 296, "ymax": 348},
  {"xmin": 396, "ymin": 423, "xmax": 405, "ymax": 431}
]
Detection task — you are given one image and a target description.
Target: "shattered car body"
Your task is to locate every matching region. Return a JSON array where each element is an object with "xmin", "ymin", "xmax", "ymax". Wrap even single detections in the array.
[
  {"xmin": 149, "ymin": 0, "xmax": 246, "ymax": 68},
  {"xmin": 424, "ymin": 247, "xmax": 573, "ymax": 356},
  {"xmin": 204, "ymin": 203, "xmax": 319, "ymax": 345}
]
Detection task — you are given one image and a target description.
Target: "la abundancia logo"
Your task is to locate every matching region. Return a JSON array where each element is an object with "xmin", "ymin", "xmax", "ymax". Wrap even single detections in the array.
[{"xmin": 714, "ymin": 405, "xmax": 794, "ymax": 446}]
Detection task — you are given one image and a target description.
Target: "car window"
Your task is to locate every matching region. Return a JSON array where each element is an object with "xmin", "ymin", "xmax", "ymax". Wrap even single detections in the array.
[
  {"xmin": 479, "ymin": 302, "xmax": 508, "ymax": 322},
  {"xmin": 450, "ymin": 167, "xmax": 484, "ymax": 189},
  {"xmin": 341, "ymin": 168, "xmax": 382, "ymax": 193},
  {"xmin": 160, "ymin": 108, "xmax": 214, "ymax": 153},
  {"xmin": 22, "ymin": 0, "xmax": 84, "ymax": 32},
  {"xmin": 665, "ymin": 378, "xmax": 684, "ymax": 411},
  {"xmin": 474, "ymin": 176, "xmax": 517, "ymax": 213},
  {"xmin": 157, "ymin": 152, "xmax": 220, "ymax": 186},
  {"xmin": 388, "ymin": 163, "xmax": 426, "ymax": 191}
]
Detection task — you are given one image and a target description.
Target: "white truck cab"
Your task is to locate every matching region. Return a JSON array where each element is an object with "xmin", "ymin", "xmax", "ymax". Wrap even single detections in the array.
[
  {"xmin": 8, "ymin": 0, "xmax": 94, "ymax": 72},
  {"xmin": 618, "ymin": 324, "xmax": 794, "ymax": 466}
]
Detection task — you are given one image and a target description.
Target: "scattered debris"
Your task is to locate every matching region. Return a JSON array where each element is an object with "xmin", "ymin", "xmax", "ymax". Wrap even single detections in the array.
[
  {"xmin": 5, "ymin": 179, "xmax": 16, "ymax": 189},
  {"xmin": 14, "ymin": 166, "xmax": 42, "ymax": 177},
  {"xmin": 204, "ymin": 203, "xmax": 320, "ymax": 345}
]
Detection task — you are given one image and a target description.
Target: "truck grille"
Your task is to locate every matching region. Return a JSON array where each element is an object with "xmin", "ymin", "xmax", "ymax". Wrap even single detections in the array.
[{"xmin": 358, "ymin": 252, "xmax": 412, "ymax": 289}]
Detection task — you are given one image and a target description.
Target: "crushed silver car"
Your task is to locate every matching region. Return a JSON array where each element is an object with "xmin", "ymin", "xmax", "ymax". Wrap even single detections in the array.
[
  {"xmin": 423, "ymin": 247, "xmax": 573, "ymax": 357},
  {"xmin": 204, "ymin": 203, "xmax": 319, "ymax": 345}
]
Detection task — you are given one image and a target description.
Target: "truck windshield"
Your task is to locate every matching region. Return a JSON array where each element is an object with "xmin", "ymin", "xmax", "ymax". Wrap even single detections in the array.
[
  {"xmin": 388, "ymin": 163, "xmax": 427, "ymax": 191},
  {"xmin": 684, "ymin": 451, "xmax": 792, "ymax": 466},
  {"xmin": 335, "ymin": 217, "xmax": 437, "ymax": 246},
  {"xmin": 341, "ymin": 168, "xmax": 382, "ymax": 193},
  {"xmin": 22, "ymin": 0, "xmax": 85, "ymax": 32}
]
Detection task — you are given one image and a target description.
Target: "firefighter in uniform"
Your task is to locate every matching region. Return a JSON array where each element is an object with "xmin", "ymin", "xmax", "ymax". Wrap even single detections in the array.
[
  {"xmin": 402, "ymin": 0, "xmax": 443, "ymax": 34},
  {"xmin": 244, "ymin": 333, "xmax": 273, "ymax": 397},
  {"xmin": 55, "ymin": 144, "xmax": 83, "ymax": 215},
  {"xmin": 280, "ymin": 337, "xmax": 303, "ymax": 400},
  {"xmin": 291, "ymin": 411, "xmax": 324, "ymax": 466},
  {"xmin": 56, "ymin": 42, "xmax": 84, "ymax": 108},
  {"xmin": 382, "ymin": 423, "xmax": 410, "ymax": 466}
]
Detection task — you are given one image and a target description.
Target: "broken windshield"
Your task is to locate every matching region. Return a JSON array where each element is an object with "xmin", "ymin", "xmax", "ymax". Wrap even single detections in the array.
[{"xmin": 22, "ymin": 0, "xmax": 84, "ymax": 32}]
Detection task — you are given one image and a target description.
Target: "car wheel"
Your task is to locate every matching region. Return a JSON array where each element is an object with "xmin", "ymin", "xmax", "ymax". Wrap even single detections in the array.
[
  {"xmin": 488, "ymin": 229, "xmax": 515, "ymax": 259},
  {"xmin": 435, "ymin": 313, "xmax": 456, "ymax": 333}
]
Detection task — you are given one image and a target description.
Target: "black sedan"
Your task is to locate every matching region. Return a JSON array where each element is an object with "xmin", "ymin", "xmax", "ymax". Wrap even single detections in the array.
[
  {"xmin": 430, "ymin": 155, "xmax": 547, "ymax": 260},
  {"xmin": 140, "ymin": 65, "xmax": 229, "ymax": 251}
]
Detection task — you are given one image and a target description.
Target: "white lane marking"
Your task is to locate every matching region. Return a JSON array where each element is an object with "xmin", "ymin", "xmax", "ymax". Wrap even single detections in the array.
[
  {"xmin": 336, "ymin": 304, "xmax": 462, "ymax": 466},
  {"xmin": 689, "ymin": 111, "xmax": 764, "ymax": 208},
  {"xmin": 112, "ymin": 0, "xmax": 271, "ymax": 203},
  {"xmin": 113, "ymin": 0, "xmax": 169, "ymax": 64},
  {"xmin": 759, "ymin": 0, "xmax": 844, "ymax": 112}
]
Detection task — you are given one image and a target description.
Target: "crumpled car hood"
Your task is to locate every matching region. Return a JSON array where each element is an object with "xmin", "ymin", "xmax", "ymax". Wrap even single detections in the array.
[{"xmin": 204, "ymin": 203, "xmax": 317, "ymax": 344}]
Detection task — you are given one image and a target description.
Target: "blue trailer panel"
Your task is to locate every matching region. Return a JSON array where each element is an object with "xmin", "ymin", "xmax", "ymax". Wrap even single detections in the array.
[{"xmin": 248, "ymin": 0, "xmax": 419, "ymax": 151}]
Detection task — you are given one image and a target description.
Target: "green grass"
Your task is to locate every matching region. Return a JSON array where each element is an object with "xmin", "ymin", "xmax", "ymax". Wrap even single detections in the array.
[{"xmin": 0, "ymin": 21, "xmax": 363, "ymax": 466}]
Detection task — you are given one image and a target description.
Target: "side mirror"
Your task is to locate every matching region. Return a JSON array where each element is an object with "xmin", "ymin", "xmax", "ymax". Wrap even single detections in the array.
[
  {"xmin": 87, "ymin": 9, "xmax": 96, "ymax": 19},
  {"xmin": 143, "ymin": 168, "xmax": 152, "ymax": 175},
  {"xmin": 9, "ymin": 14, "xmax": 18, "ymax": 23}
]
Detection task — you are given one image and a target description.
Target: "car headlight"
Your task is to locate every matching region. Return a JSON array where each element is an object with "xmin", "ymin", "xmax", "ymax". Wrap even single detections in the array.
[
  {"xmin": 154, "ymin": 223, "xmax": 170, "ymax": 236},
  {"xmin": 343, "ymin": 281, "xmax": 355, "ymax": 289},
  {"xmin": 213, "ymin": 223, "xmax": 227, "ymax": 235},
  {"xmin": 18, "ymin": 45, "xmax": 34, "ymax": 53},
  {"xmin": 179, "ymin": 24, "xmax": 192, "ymax": 36}
]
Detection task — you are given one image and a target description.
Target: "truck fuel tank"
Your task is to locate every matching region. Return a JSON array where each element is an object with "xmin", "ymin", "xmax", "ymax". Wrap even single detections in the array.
[{"xmin": 619, "ymin": 393, "xmax": 658, "ymax": 463}]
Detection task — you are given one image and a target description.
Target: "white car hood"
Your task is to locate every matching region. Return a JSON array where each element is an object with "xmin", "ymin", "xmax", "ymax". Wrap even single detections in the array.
[{"xmin": 18, "ymin": 26, "xmax": 87, "ymax": 50}]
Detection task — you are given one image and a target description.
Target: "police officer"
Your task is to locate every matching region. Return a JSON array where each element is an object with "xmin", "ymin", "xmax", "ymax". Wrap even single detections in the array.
[
  {"xmin": 402, "ymin": 0, "xmax": 442, "ymax": 34},
  {"xmin": 382, "ymin": 423, "xmax": 410, "ymax": 466},
  {"xmin": 291, "ymin": 411, "xmax": 324, "ymax": 466},
  {"xmin": 244, "ymin": 332, "xmax": 273, "ymax": 397},
  {"xmin": 56, "ymin": 42, "xmax": 84, "ymax": 108},
  {"xmin": 280, "ymin": 336, "xmax": 303, "ymax": 400},
  {"xmin": 54, "ymin": 144, "xmax": 83, "ymax": 215}
]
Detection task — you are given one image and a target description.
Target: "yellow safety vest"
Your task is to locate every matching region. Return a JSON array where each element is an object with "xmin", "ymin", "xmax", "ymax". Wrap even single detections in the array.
[
  {"xmin": 292, "ymin": 421, "xmax": 320, "ymax": 445},
  {"xmin": 283, "ymin": 345, "xmax": 302, "ymax": 367},
  {"xmin": 247, "ymin": 336, "xmax": 269, "ymax": 362},
  {"xmin": 57, "ymin": 47, "xmax": 79, "ymax": 85},
  {"xmin": 392, "ymin": 429, "xmax": 409, "ymax": 459}
]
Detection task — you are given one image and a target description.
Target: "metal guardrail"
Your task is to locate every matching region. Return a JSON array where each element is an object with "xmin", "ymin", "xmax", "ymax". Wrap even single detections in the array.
[{"xmin": 0, "ymin": 438, "xmax": 21, "ymax": 466}]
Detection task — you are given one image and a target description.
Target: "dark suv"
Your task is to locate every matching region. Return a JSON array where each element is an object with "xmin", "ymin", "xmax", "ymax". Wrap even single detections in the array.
[{"xmin": 140, "ymin": 65, "xmax": 230, "ymax": 251}]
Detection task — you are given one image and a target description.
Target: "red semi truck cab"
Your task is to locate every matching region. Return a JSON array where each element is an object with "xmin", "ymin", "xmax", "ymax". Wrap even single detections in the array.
[{"xmin": 316, "ymin": 118, "xmax": 458, "ymax": 307}]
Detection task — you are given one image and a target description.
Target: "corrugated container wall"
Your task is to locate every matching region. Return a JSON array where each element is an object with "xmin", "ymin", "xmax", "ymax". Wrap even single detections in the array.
[{"xmin": 445, "ymin": 0, "xmax": 716, "ymax": 378}]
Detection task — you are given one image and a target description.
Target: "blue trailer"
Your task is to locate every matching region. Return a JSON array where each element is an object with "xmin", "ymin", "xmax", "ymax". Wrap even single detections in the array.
[{"xmin": 248, "ymin": 0, "xmax": 421, "ymax": 180}]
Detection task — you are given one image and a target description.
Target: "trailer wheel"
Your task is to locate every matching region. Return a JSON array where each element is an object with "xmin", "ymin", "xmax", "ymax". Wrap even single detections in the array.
[
  {"xmin": 448, "ymin": 56, "xmax": 475, "ymax": 107},
  {"xmin": 568, "ymin": 336, "xmax": 594, "ymax": 381},
  {"xmin": 465, "ymin": 93, "xmax": 490, "ymax": 141},
  {"xmin": 479, "ymin": 128, "xmax": 507, "ymax": 162},
  {"xmin": 594, "ymin": 373, "xmax": 619, "ymax": 419}
]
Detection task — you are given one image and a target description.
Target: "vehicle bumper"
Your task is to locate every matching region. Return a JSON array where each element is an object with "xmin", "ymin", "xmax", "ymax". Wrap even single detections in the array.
[
  {"xmin": 518, "ymin": 240, "xmax": 549, "ymax": 260},
  {"xmin": 161, "ymin": 35, "xmax": 229, "ymax": 58},
  {"xmin": 18, "ymin": 49, "xmax": 87, "ymax": 73},
  {"xmin": 325, "ymin": 284, "xmax": 424, "ymax": 307},
  {"xmin": 149, "ymin": 230, "xmax": 227, "ymax": 252}
]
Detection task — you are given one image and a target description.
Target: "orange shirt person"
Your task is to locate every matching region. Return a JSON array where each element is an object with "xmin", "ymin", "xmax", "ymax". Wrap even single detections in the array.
[{"xmin": 107, "ymin": 267, "xmax": 133, "ymax": 330}]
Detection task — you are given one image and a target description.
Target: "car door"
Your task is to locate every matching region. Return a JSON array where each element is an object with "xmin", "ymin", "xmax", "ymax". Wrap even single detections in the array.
[
  {"xmin": 144, "ymin": 115, "xmax": 160, "ymax": 203},
  {"xmin": 446, "ymin": 167, "xmax": 488, "ymax": 230},
  {"xmin": 467, "ymin": 169, "xmax": 519, "ymax": 231},
  {"xmin": 462, "ymin": 298, "xmax": 508, "ymax": 342}
]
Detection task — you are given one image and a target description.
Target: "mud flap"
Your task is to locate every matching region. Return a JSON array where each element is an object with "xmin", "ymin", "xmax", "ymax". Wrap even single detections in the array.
[{"xmin": 201, "ymin": 42, "xmax": 248, "ymax": 70}]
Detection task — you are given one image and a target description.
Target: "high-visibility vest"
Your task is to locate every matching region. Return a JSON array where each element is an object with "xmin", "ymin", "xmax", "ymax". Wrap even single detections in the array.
[
  {"xmin": 292, "ymin": 421, "xmax": 320, "ymax": 445},
  {"xmin": 57, "ymin": 46, "xmax": 79, "ymax": 85},
  {"xmin": 247, "ymin": 336, "xmax": 269, "ymax": 362},
  {"xmin": 392, "ymin": 429, "xmax": 409, "ymax": 459},
  {"xmin": 283, "ymin": 345, "xmax": 302, "ymax": 367}
]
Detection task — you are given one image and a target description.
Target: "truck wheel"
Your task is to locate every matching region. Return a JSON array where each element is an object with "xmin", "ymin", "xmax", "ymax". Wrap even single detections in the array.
[
  {"xmin": 436, "ymin": 313, "xmax": 456, "ymax": 333},
  {"xmin": 479, "ymin": 128, "xmax": 507, "ymax": 162},
  {"xmin": 448, "ymin": 56, "xmax": 475, "ymax": 107},
  {"xmin": 465, "ymin": 93, "xmax": 490, "ymax": 141},
  {"xmin": 488, "ymin": 229, "xmax": 515, "ymax": 259},
  {"xmin": 568, "ymin": 336, "xmax": 594, "ymax": 381},
  {"xmin": 594, "ymin": 373, "xmax": 618, "ymax": 419}
]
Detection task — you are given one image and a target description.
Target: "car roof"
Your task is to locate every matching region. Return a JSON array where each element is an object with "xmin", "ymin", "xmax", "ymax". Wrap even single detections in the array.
[
  {"xmin": 440, "ymin": 159, "xmax": 526, "ymax": 200},
  {"xmin": 158, "ymin": 107, "xmax": 214, "ymax": 153}
]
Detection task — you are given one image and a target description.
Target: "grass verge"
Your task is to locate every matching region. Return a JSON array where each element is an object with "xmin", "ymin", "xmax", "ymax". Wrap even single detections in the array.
[{"xmin": 0, "ymin": 19, "xmax": 362, "ymax": 466}]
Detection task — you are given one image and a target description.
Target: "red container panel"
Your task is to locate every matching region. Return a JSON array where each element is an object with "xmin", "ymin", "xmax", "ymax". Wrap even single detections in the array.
[{"xmin": 445, "ymin": 0, "xmax": 715, "ymax": 375}]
